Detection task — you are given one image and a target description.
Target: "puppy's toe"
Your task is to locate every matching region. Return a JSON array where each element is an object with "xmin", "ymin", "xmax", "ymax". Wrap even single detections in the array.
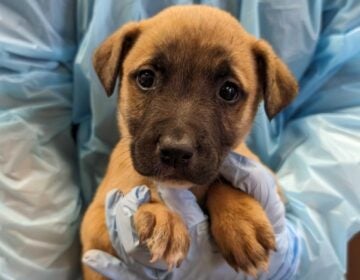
[
  {"xmin": 256, "ymin": 223, "xmax": 276, "ymax": 253},
  {"xmin": 164, "ymin": 214, "xmax": 190, "ymax": 270},
  {"xmin": 134, "ymin": 210, "xmax": 156, "ymax": 243},
  {"xmin": 134, "ymin": 203, "xmax": 190, "ymax": 269},
  {"xmin": 215, "ymin": 220, "xmax": 274, "ymax": 276},
  {"xmin": 210, "ymin": 193, "xmax": 276, "ymax": 276}
]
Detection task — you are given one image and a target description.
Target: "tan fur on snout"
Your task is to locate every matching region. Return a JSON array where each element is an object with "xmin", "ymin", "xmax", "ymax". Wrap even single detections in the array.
[{"xmin": 82, "ymin": 5, "xmax": 297, "ymax": 279}]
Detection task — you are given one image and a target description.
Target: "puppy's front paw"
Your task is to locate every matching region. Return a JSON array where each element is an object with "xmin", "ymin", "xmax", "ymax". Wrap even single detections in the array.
[
  {"xmin": 208, "ymin": 186, "xmax": 276, "ymax": 276},
  {"xmin": 134, "ymin": 203, "xmax": 190, "ymax": 270}
]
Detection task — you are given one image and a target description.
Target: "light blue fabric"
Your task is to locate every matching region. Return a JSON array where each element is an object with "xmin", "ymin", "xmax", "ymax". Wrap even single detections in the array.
[
  {"xmin": 83, "ymin": 153, "xmax": 300, "ymax": 279},
  {"xmin": 0, "ymin": 0, "xmax": 359, "ymax": 279},
  {"xmin": 0, "ymin": 1, "xmax": 81, "ymax": 279}
]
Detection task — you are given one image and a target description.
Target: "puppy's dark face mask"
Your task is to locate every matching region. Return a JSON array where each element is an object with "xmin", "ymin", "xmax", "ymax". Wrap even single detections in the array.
[
  {"xmin": 92, "ymin": 6, "xmax": 298, "ymax": 186},
  {"xmin": 128, "ymin": 42, "xmax": 248, "ymax": 185}
]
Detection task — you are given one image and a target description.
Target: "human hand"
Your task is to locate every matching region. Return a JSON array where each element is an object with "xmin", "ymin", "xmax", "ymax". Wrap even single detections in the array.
[{"xmin": 83, "ymin": 152, "xmax": 300, "ymax": 279}]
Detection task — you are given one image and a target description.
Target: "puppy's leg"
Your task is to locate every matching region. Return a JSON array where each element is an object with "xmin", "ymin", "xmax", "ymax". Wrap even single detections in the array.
[
  {"xmin": 81, "ymin": 203, "xmax": 114, "ymax": 280},
  {"xmin": 134, "ymin": 200, "xmax": 190, "ymax": 270},
  {"xmin": 81, "ymin": 139, "xmax": 148, "ymax": 279},
  {"xmin": 81, "ymin": 197, "xmax": 190, "ymax": 278},
  {"xmin": 206, "ymin": 181, "xmax": 276, "ymax": 276},
  {"xmin": 81, "ymin": 139, "xmax": 190, "ymax": 276}
]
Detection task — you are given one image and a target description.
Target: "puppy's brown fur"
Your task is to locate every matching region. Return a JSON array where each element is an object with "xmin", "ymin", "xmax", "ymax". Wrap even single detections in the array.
[{"xmin": 81, "ymin": 6, "xmax": 297, "ymax": 279}]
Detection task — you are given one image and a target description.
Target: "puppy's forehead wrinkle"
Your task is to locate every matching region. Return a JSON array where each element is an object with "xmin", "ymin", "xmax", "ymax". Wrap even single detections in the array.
[
  {"xmin": 149, "ymin": 37, "xmax": 237, "ymax": 86},
  {"xmin": 158, "ymin": 37, "xmax": 230, "ymax": 62}
]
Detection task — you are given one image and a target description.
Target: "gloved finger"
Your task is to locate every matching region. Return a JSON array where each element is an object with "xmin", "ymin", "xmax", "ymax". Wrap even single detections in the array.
[
  {"xmin": 106, "ymin": 185, "xmax": 151, "ymax": 215},
  {"xmin": 157, "ymin": 185, "xmax": 207, "ymax": 229},
  {"xmin": 220, "ymin": 151, "xmax": 263, "ymax": 191},
  {"xmin": 106, "ymin": 185, "xmax": 151, "ymax": 256},
  {"xmin": 82, "ymin": 249, "xmax": 141, "ymax": 280},
  {"xmin": 220, "ymin": 152, "xmax": 285, "ymax": 234},
  {"xmin": 121, "ymin": 185, "xmax": 152, "ymax": 213},
  {"xmin": 106, "ymin": 186, "xmax": 169, "ymax": 270}
]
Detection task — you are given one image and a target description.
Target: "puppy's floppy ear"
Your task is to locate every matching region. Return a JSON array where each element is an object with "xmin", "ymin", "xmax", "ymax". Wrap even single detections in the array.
[
  {"xmin": 93, "ymin": 22, "xmax": 140, "ymax": 96},
  {"xmin": 253, "ymin": 40, "xmax": 298, "ymax": 119}
]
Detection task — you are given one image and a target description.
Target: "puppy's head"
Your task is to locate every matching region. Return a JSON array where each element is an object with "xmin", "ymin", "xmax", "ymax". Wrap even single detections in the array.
[{"xmin": 93, "ymin": 6, "xmax": 297, "ymax": 187}]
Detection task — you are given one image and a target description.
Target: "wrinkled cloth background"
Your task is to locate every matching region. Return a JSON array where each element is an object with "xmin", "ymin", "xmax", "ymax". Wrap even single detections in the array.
[{"xmin": 0, "ymin": 0, "xmax": 359, "ymax": 279}]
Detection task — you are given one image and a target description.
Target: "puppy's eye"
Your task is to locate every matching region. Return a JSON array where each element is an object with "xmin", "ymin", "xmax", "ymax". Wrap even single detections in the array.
[
  {"xmin": 137, "ymin": 69, "xmax": 156, "ymax": 90},
  {"xmin": 218, "ymin": 82, "xmax": 241, "ymax": 103}
]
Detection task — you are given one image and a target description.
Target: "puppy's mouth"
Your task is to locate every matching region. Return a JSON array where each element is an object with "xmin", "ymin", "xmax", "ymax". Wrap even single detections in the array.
[{"xmin": 151, "ymin": 163, "xmax": 197, "ymax": 184}]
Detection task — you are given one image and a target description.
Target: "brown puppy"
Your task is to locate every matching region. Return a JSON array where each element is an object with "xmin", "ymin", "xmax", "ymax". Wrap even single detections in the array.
[{"xmin": 81, "ymin": 5, "xmax": 297, "ymax": 280}]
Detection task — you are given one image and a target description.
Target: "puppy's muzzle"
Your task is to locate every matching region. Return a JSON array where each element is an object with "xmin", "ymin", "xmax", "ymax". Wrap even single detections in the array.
[
  {"xmin": 158, "ymin": 134, "xmax": 195, "ymax": 168},
  {"xmin": 130, "ymin": 118, "xmax": 220, "ymax": 185}
]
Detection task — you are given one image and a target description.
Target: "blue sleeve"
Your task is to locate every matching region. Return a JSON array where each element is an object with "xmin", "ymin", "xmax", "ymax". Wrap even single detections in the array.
[{"xmin": 0, "ymin": 0, "xmax": 81, "ymax": 279}]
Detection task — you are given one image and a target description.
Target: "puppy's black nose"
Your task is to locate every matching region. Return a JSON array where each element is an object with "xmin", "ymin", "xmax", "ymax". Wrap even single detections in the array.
[{"xmin": 159, "ymin": 135, "xmax": 194, "ymax": 167}]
